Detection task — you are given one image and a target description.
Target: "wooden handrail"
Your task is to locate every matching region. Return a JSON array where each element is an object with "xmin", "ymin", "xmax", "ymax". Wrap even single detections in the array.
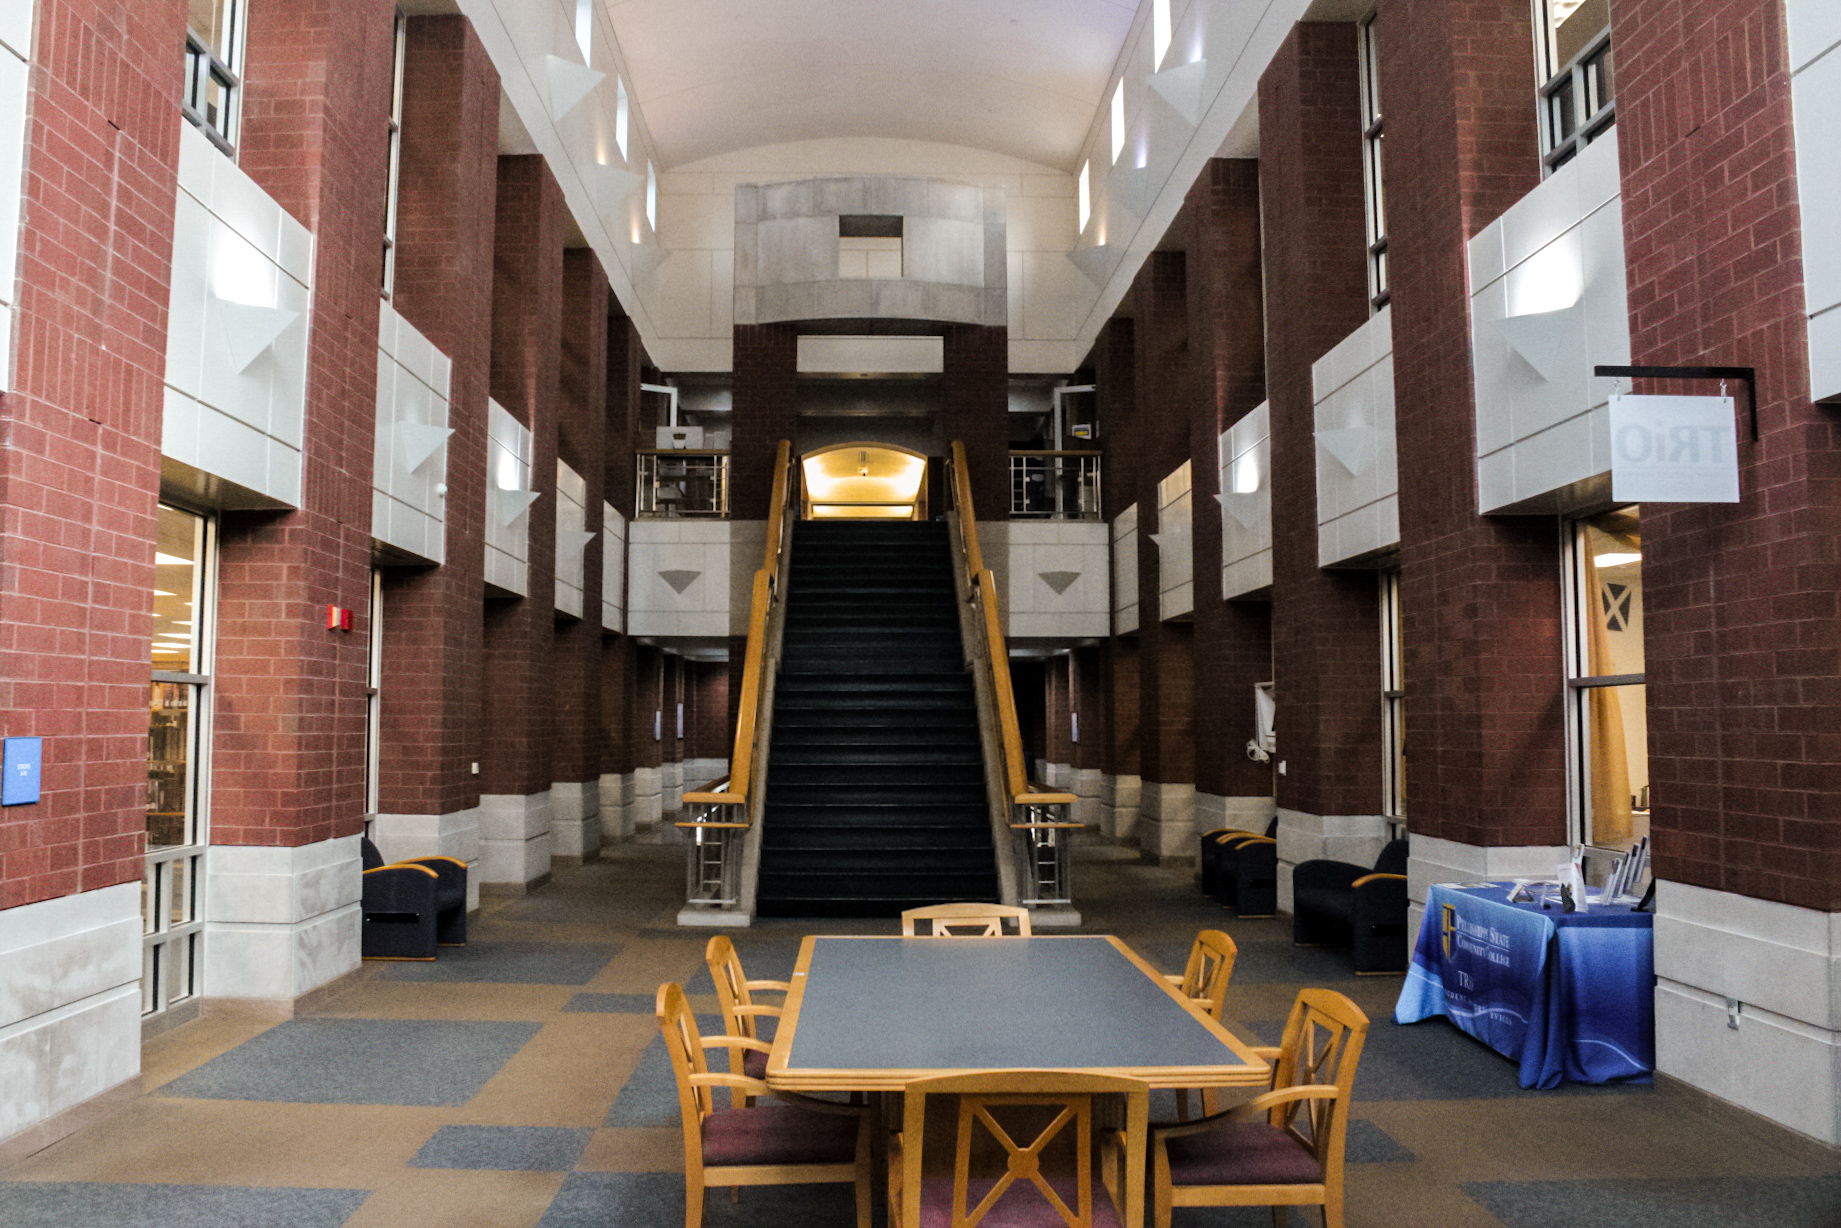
[
  {"xmin": 951, "ymin": 441, "xmax": 1071, "ymax": 812},
  {"xmin": 692, "ymin": 440, "xmax": 793, "ymax": 823}
]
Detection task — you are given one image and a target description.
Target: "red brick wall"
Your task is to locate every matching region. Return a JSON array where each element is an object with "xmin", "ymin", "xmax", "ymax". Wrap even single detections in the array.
[
  {"xmin": 687, "ymin": 662, "xmax": 730, "ymax": 765},
  {"xmin": 631, "ymin": 646, "xmax": 663, "ymax": 770},
  {"xmin": 1044, "ymin": 657, "xmax": 1071, "ymax": 766},
  {"xmin": 1104, "ymin": 639, "xmax": 1140, "ymax": 779},
  {"xmin": 1069, "ymin": 646, "xmax": 1106, "ymax": 773},
  {"xmin": 0, "ymin": 0, "xmax": 181, "ymax": 906},
  {"xmin": 1260, "ymin": 24, "xmax": 1387, "ymax": 819},
  {"xmin": 1131, "ymin": 252, "xmax": 1194, "ymax": 788},
  {"xmin": 481, "ymin": 155, "xmax": 564, "ymax": 798},
  {"xmin": 378, "ymin": 14, "xmax": 497, "ymax": 820},
  {"xmin": 605, "ymin": 311, "xmax": 643, "ymax": 521},
  {"xmin": 601, "ymin": 634, "xmax": 636, "ymax": 778},
  {"xmin": 1377, "ymin": 0, "xmax": 1564, "ymax": 849},
  {"xmin": 662, "ymin": 653, "xmax": 682, "ymax": 768},
  {"xmin": 210, "ymin": 0, "xmax": 395, "ymax": 848},
  {"xmin": 942, "ymin": 324, "xmax": 1010, "ymax": 519},
  {"xmin": 551, "ymin": 249, "xmax": 609, "ymax": 789},
  {"xmin": 731, "ymin": 323, "xmax": 797, "ymax": 518},
  {"xmin": 1615, "ymin": 0, "xmax": 1840, "ymax": 909},
  {"xmin": 1093, "ymin": 320, "xmax": 1138, "ymax": 522},
  {"xmin": 1184, "ymin": 159, "xmax": 1275, "ymax": 802}
]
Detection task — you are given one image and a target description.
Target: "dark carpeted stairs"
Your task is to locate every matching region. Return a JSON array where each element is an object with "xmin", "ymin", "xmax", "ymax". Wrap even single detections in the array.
[{"xmin": 754, "ymin": 519, "xmax": 1001, "ymax": 918}]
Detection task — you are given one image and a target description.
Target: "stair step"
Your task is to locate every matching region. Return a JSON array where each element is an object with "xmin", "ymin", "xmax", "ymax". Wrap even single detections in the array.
[
  {"xmin": 763, "ymin": 829, "xmax": 993, "ymax": 851},
  {"xmin": 770, "ymin": 727, "xmax": 980, "ymax": 747},
  {"xmin": 769, "ymin": 747, "xmax": 982, "ymax": 767},
  {"xmin": 767, "ymin": 764, "xmax": 985, "ymax": 786},
  {"xmin": 765, "ymin": 803, "xmax": 990, "ymax": 825},
  {"xmin": 767, "ymin": 784, "xmax": 988, "ymax": 806}
]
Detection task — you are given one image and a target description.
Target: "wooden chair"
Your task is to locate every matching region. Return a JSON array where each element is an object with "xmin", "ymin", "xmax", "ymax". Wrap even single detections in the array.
[
  {"xmin": 889, "ymin": 1070, "xmax": 1148, "ymax": 1228},
  {"xmin": 656, "ymin": 982, "xmax": 872, "ymax": 1228},
  {"xmin": 1149, "ymin": 988, "xmax": 1370, "ymax": 1228},
  {"xmin": 1160, "ymin": 929, "xmax": 1237, "ymax": 1119},
  {"xmin": 704, "ymin": 935, "xmax": 788, "ymax": 1106},
  {"xmin": 900, "ymin": 902, "xmax": 1034, "ymax": 937}
]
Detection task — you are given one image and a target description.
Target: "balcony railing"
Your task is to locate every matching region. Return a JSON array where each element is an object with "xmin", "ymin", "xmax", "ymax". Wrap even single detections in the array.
[
  {"xmin": 637, "ymin": 449, "xmax": 729, "ymax": 518},
  {"xmin": 1009, "ymin": 450, "xmax": 1101, "ymax": 520}
]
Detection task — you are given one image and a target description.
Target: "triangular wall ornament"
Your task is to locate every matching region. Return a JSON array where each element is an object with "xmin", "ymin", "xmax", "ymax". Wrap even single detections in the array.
[
  {"xmin": 595, "ymin": 164, "xmax": 643, "ymax": 211},
  {"xmin": 1316, "ymin": 426, "xmax": 1375, "ymax": 477},
  {"xmin": 493, "ymin": 487, "xmax": 540, "ymax": 527},
  {"xmin": 1495, "ymin": 306, "xmax": 1580, "ymax": 384},
  {"xmin": 396, "ymin": 422, "xmax": 453, "ymax": 474},
  {"xmin": 1148, "ymin": 531, "xmax": 1167, "ymax": 552},
  {"xmin": 557, "ymin": 528, "xmax": 597, "ymax": 559},
  {"xmin": 659, "ymin": 569, "xmax": 701, "ymax": 594},
  {"xmin": 1038, "ymin": 570, "xmax": 1080, "ymax": 596},
  {"xmin": 543, "ymin": 54, "xmax": 604, "ymax": 119},
  {"xmin": 214, "ymin": 298, "xmax": 300, "ymax": 373},
  {"xmin": 1220, "ymin": 490, "xmax": 1263, "ymax": 531},
  {"xmin": 1109, "ymin": 164, "xmax": 1158, "ymax": 217},
  {"xmin": 1148, "ymin": 59, "xmax": 1209, "ymax": 127},
  {"xmin": 1067, "ymin": 243, "xmax": 1118, "ymax": 287}
]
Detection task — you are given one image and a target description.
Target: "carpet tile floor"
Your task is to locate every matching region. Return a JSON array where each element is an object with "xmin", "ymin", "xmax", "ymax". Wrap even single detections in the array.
[{"xmin": 3, "ymin": 838, "xmax": 1836, "ymax": 1227}]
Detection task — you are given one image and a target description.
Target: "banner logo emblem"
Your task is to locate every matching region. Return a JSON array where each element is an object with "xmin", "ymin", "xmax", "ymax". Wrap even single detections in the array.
[{"xmin": 1441, "ymin": 903, "xmax": 1457, "ymax": 961}]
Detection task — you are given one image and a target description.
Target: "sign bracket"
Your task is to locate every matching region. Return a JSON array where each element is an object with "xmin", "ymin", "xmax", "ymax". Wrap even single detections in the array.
[{"xmin": 1595, "ymin": 365, "xmax": 1758, "ymax": 442}]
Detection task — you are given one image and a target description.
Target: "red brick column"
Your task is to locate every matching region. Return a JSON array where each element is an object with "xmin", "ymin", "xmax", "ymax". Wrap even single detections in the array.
[
  {"xmin": 1091, "ymin": 319, "xmax": 1140, "ymax": 837},
  {"xmin": 482, "ymin": 155, "xmax": 564, "ymax": 806},
  {"xmin": 942, "ymin": 324, "xmax": 1010, "ymax": 520},
  {"xmin": 551, "ymin": 249, "xmax": 608, "ymax": 857},
  {"xmin": 1185, "ymin": 160, "xmax": 1277, "ymax": 820},
  {"xmin": 731, "ymin": 324, "xmax": 798, "ymax": 518},
  {"xmin": 629, "ymin": 645, "xmax": 664, "ymax": 826},
  {"xmin": 377, "ymin": 14, "xmax": 497, "ymax": 834},
  {"xmin": 1044, "ymin": 658, "xmax": 1071, "ymax": 771},
  {"xmin": 0, "ymin": 0, "xmax": 181, "ymax": 908},
  {"xmin": 1615, "ymin": 0, "xmax": 1839, "ymax": 909},
  {"xmin": 1131, "ymin": 252, "xmax": 1196, "ymax": 860},
  {"xmin": 1376, "ymin": 0, "xmax": 1561, "ymax": 850},
  {"xmin": 600, "ymin": 635, "xmax": 637, "ymax": 836},
  {"xmin": 211, "ymin": 0, "xmax": 396, "ymax": 850},
  {"xmin": 1260, "ymin": 25, "xmax": 1386, "ymax": 825}
]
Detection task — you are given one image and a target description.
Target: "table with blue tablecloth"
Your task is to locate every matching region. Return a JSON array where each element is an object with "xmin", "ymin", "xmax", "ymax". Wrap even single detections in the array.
[{"xmin": 1393, "ymin": 882, "xmax": 1654, "ymax": 1089}]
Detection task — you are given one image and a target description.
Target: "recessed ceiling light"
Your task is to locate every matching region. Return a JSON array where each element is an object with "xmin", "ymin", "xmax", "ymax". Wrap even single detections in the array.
[{"xmin": 1594, "ymin": 552, "xmax": 1640, "ymax": 567}]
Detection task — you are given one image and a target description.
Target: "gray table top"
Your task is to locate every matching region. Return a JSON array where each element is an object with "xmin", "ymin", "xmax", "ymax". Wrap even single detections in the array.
[{"xmin": 769, "ymin": 935, "xmax": 1266, "ymax": 1091}]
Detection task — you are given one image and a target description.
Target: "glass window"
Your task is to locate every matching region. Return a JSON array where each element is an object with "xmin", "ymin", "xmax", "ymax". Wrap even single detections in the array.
[
  {"xmin": 1358, "ymin": 13, "xmax": 1388, "ymax": 310},
  {"xmin": 146, "ymin": 505, "xmax": 214, "ymax": 1017},
  {"xmin": 1535, "ymin": 0, "xmax": 1613, "ymax": 172},
  {"xmin": 1567, "ymin": 507, "xmax": 1646, "ymax": 850},
  {"xmin": 1380, "ymin": 571, "xmax": 1405, "ymax": 825},
  {"xmin": 381, "ymin": 12, "xmax": 407, "ymax": 297},
  {"xmin": 183, "ymin": 0, "xmax": 247, "ymax": 155},
  {"xmin": 364, "ymin": 570, "xmax": 383, "ymax": 828}
]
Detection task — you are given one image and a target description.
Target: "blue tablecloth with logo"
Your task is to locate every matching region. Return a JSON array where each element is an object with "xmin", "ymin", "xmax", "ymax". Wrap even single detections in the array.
[{"xmin": 1393, "ymin": 882, "xmax": 1654, "ymax": 1089}]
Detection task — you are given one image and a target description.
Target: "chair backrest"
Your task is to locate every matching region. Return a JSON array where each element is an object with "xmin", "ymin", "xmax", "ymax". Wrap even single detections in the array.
[
  {"xmin": 656, "ymin": 982, "xmax": 717, "ymax": 1135},
  {"xmin": 704, "ymin": 935, "xmax": 760, "ymax": 1040},
  {"xmin": 900, "ymin": 902, "xmax": 1033, "ymax": 937},
  {"xmin": 1176, "ymin": 929, "xmax": 1237, "ymax": 1020},
  {"xmin": 1268, "ymin": 989, "xmax": 1370, "ymax": 1186},
  {"xmin": 898, "ymin": 1070, "xmax": 1148, "ymax": 1228},
  {"xmin": 1374, "ymin": 838, "xmax": 1408, "ymax": 876}
]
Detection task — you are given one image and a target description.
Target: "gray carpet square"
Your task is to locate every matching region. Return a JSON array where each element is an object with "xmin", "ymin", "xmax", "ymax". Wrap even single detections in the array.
[
  {"xmin": 563, "ymin": 992, "xmax": 656, "ymax": 1013},
  {"xmin": 1463, "ymin": 1176, "xmax": 1841, "ymax": 1228},
  {"xmin": 537, "ymin": 1171, "xmax": 859, "ymax": 1227},
  {"xmin": 0, "ymin": 1182, "xmax": 369, "ymax": 1227},
  {"xmin": 158, "ymin": 1018, "xmax": 541, "ymax": 1106},
  {"xmin": 409, "ymin": 1125, "xmax": 592, "ymax": 1171},
  {"xmin": 1360, "ymin": 1020, "xmax": 1654, "ymax": 1101},
  {"xmin": 1345, "ymin": 1117, "xmax": 1415, "ymax": 1163},
  {"xmin": 370, "ymin": 940, "xmax": 619, "ymax": 985}
]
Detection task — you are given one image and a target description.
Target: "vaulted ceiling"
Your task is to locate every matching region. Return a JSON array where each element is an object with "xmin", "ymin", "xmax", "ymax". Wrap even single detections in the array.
[{"xmin": 603, "ymin": 0, "xmax": 1141, "ymax": 170}]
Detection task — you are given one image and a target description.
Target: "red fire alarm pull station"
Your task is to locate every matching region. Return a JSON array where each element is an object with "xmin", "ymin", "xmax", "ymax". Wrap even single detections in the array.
[{"xmin": 327, "ymin": 605, "xmax": 354, "ymax": 631}]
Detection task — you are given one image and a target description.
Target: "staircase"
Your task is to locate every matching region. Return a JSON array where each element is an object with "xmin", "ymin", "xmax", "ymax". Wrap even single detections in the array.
[{"xmin": 754, "ymin": 519, "xmax": 1001, "ymax": 918}]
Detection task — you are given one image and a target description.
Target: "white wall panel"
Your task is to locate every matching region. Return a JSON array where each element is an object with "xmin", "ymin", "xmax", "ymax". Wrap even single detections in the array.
[
  {"xmin": 484, "ymin": 399, "xmax": 535, "ymax": 597},
  {"xmin": 1790, "ymin": 0, "xmax": 1841, "ymax": 402},
  {"xmin": 602, "ymin": 502, "xmax": 626, "ymax": 631},
  {"xmin": 554, "ymin": 460, "xmax": 589, "ymax": 615},
  {"xmin": 1111, "ymin": 503, "xmax": 1138, "ymax": 634},
  {"xmin": 1003, "ymin": 521, "xmax": 1109, "ymax": 642},
  {"xmin": 162, "ymin": 122, "xmax": 312, "ymax": 508},
  {"xmin": 1219, "ymin": 403, "xmax": 1271, "ymax": 598},
  {"xmin": 1469, "ymin": 137, "xmax": 1630, "ymax": 513},
  {"xmin": 1154, "ymin": 461, "xmax": 1193, "ymax": 621},
  {"xmin": 1314, "ymin": 308, "xmax": 1397, "ymax": 565},
  {"xmin": 626, "ymin": 520, "xmax": 732, "ymax": 638},
  {"xmin": 372, "ymin": 302, "xmax": 452, "ymax": 564}
]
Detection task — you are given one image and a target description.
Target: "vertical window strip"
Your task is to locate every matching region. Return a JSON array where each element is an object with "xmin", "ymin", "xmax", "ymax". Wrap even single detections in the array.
[
  {"xmin": 1358, "ymin": 13, "xmax": 1388, "ymax": 310},
  {"xmin": 1535, "ymin": 0, "xmax": 1613, "ymax": 173},
  {"xmin": 182, "ymin": 0, "xmax": 248, "ymax": 155},
  {"xmin": 382, "ymin": 11, "xmax": 407, "ymax": 297}
]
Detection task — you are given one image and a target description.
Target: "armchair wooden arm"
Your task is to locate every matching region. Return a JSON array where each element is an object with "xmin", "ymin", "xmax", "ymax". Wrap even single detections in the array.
[
  {"xmin": 745, "ymin": 979, "xmax": 791, "ymax": 994},
  {"xmin": 1351, "ymin": 872, "xmax": 1407, "ymax": 888},
  {"xmin": 1152, "ymin": 1085, "xmax": 1339, "ymax": 1140}
]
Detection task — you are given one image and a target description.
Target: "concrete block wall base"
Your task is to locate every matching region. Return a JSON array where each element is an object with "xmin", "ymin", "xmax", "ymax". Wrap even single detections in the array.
[
  {"xmin": 478, "ymin": 791, "xmax": 555, "ymax": 887},
  {"xmin": 1101, "ymin": 773, "xmax": 1141, "ymax": 841},
  {"xmin": 204, "ymin": 837, "xmax": 363, "ymax": 1001},
  {"xmin": 1136, "ymin": 781, "xmax": 1197, "ymax": 865},
  {"xmin": 371, "ymin": 807, "xmax": 484, "ymax": 911}
]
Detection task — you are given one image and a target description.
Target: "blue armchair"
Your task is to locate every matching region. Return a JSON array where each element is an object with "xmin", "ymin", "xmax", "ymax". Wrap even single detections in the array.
[
  {"xmin": 360, "ymin": 837, "xmax": 467, "ymax": 961},
  {"xmin": 1291, "ymin": 839, "xmax": 1409, "ymax": 973}
]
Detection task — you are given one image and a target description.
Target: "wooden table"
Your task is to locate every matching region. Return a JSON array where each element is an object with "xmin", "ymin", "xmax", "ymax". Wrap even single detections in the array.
[{"xmin": 766, "ymin": 935, "xmax": 1269, "ymax": 1092}]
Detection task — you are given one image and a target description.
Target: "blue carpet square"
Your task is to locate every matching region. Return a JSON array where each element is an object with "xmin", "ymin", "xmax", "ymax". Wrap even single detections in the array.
[
  {"xmin": 409, "ymin": 1125, "xmax": 591, "ymax": 1171},
  {"xmin": 605, "ymin": 1014, "xmax": 724, "ymax": 1128},
  {"xmin": 537, "ymin": 1171, "xmax": 859, "ymax": 1227},
  {"xmin": 1345, "ymin": 1118, "xmax": 1414, "ymax": 1163},
  {"xmin": 0, "ymin": 1182, "xmax": 369, "ymax": 1227},
  {"xmin": 563, "ymin": 992, "xmax": 656, "ymax": 1013},
  {"xmin": 1463, "ymin": 1176, "xmax": 1841, "ymax": 1228},
  {"xmin": 158, "ymin": 1018, "xmax": 541, "ymax": 1106},
  {"xmin": 371, "ymin": 941, "xmax": 619, "ymax": 985}
]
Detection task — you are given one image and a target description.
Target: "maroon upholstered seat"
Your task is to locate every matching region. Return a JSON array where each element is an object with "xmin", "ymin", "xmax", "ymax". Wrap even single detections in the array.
[
  {"xmin": 1163, "ymin": 1121, "xmax": 1323, "ymax": 1186},
  {"xmin": 701, "ymin": 1103, "xmax": 860, "ymax": 1168},
  {"xmin": 741, "ymin": 1045, "xmax": 768, "ymax": 1080},
  {"xmin": 916, "ymin": 1178, "xmax": 1126, "ymax": 1228}
]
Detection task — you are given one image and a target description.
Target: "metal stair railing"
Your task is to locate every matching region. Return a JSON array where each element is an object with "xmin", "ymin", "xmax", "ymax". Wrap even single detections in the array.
[
  {"xmin": 677, "ymin": 440, "xmax": 794, "ymax": 924},
  {"xmin": 946, "ymin": 441, "xmax": 1083, "ymax": 923}
]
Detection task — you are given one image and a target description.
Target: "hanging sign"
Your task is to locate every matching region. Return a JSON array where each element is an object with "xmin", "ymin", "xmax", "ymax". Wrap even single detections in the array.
[{"xmin": 1608, "ymin": 393, "xmax": 1740, "ymax": 503}]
